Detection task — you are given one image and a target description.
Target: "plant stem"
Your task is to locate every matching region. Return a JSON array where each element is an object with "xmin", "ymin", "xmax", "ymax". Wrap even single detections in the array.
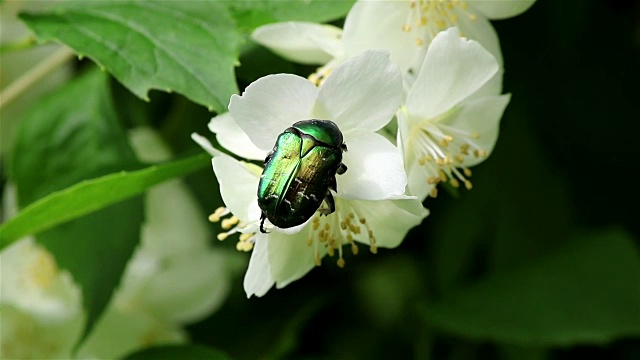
[
  {"xmin": 0, "ymin": 36, "xmax": 37, "ymax": 54},
  {"xmin": 0, "ymin": 46, "xmax": 75, "ymax": 109}
]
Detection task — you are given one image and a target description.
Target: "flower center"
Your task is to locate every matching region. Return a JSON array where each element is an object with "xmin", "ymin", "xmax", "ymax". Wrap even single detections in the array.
[
  {"xmin": 25, "ymin": 247, "xmax": 57, "ymax": 290},
  {"xmin": 403, "ymin": 0, "xmax": 478, "ymax": 46},
  {"xmin": 305, "ymin": 198, "xmax": 378, "ymax": 268},
  {"xmin": 308, "ymin": 58, "xmax": 338, "ymax": 86},
  {"xmin": 209, "ymin": 200, "xmax": 379, "ymax": 267},
  {"xmin": 406, "ymin": 109, "xmax": 487, "ymax": 197},
  {"xmin": 209, "ymin": 206, "xmax": 258, "ymax": 252}
]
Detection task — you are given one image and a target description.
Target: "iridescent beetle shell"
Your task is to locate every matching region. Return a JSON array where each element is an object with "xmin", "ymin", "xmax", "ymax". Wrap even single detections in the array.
[{"xmin": 258, "ymin": 119, "xmax": 347, "ymax": 233}]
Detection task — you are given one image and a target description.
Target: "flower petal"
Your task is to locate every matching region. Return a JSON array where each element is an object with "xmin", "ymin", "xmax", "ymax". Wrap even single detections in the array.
[
  {"xmin": 78, "ymin": 305, "xmax": 184, "ymax": 359},
  {"xmin": 396, "ymin": 107, "xmax": 412, "ymax": 162},
  {"xmin": 342, "ymin": 1, "xmax": 420, "ymax": 74},
  {"xmin": 471, "ymin": 0, "xmax": 536, "ymax": 20},
  {"xmin": 267, "ymin": 228, "xmax": 318, "ymax": 289},
  {"xmin": 208, "ymin": 112, "xmax": 267, "ymax": 161},
  {"xmin": 229, "ymin": 74, "xmax": 317, "ymax": 150},
  {"xmin": 451, "ymin": 94, "xmax": 511, "ymax": 167},
  {"xmin": 1, "ymin": 238, "xmax": 82, "ymax": 322},
  {"xmin": 313, "ymin": 50, "xmax": 403, "ymax": 133},
  {"xmin": 405, "ymin": 158, "xmax": 435, "ymax": 201},
  {"xmin": 212, "ymin": 156, "xmax": 259, "ymax": 222},
  {"xmin": 452, "ymin": 8, "xmax": 503, "ymax": 65},
  {"xmin": 142, "ymin": 250, "xmax": 230, "ymax": 324},
  {"xmin": 406, "ymin": 27, "xmax": 499, "ymax": 119},
  {"xmin": 243, "ymin": 234, "xmax": 275, "ymax": 298},
  {"xmin": 474, "ymin": 69, "xmax": 504, "ymax": 99},
  {"xmin": 2, "ymin": 304, "xmax": 84, "ymax": 360},
  {"xmin": 141, "ymin": 179, "xmax": 210, "ymax": 255},
  {"xmin": 252, "ymin": 22, "xmax": 343, "ymax": 64},
  {"xmin": 191, "ymin": 133, "xmax": 222, "ymax": 157},
  {"xmin": 128, "ymin": 126, "xmax": 173, "ymax": 163},
  {"xmin": 339, "ymin": 131, "xmax": 407, "ymax": 200},
  {"xmin": 349, "ymin": 197, "xmax": 428, "ymax": 248},
  {"xmin": 455, "ymin": 16, "xmax": 504, "ymax": 100}
]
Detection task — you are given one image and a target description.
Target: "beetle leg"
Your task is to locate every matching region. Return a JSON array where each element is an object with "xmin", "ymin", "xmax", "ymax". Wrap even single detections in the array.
[
  {"xmin": 341, "ymin": 143, "xmax": 348, "ymax": 152},
  {"xmin": 259, "ymin": 213, "xmax": 269, "ymax": 233},
  {"xmin": 319, "ymin": 191, "xmax": 336, "ymax": 216},
  {"xmin": 327, "ymin": 174, "xmax": 337, "ymax": 192},
  {"xmin": 336, "ymin": 163, "xmax": 347, "ymax": 175}
]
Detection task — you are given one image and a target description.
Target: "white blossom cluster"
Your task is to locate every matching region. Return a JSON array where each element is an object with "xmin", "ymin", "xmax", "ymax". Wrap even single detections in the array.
[{"xmin": 193, "ymin": 0, "xmax": 535, "ymax": 298}]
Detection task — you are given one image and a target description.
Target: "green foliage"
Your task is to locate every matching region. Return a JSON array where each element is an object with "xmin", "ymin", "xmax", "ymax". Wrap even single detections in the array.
[
  {"xmin": 123, "ymin": 344, "xmax": 232, "ymax": 360},
  {"xmin": 422, "ymin": 228, "xmax": 640, "ymax": 345},
  {"xmin": 8, "ymin": 69, "xmax": 144, "ymax": 345},
  {"xmin": 10, "ymin": 70, "xmax": 140, "ymax": 205},
  {"xmin": 20, "ymin": 1, "xmax": 240, "ymax": 112},
  {"xmin": 229, "ymin": 0, "xmax": 355, "ymax": 31},
  {"xmin": 0, "ymin": 152, "xmax": 209, "ymax": 248},
  {"xmin": 18, "ymin": 0, "xmax": 354, "ymax": 112}
]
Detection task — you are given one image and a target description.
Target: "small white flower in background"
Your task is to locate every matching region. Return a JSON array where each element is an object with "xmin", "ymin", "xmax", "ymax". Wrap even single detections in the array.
[
  {"xmin": 192, "ymin": 50, "xmax": 428, "ymax": 297},
  {"xmin": 252, "ymin": 0, "xmax": 535, "ymax": 85},
  {"xmin": 1, "ymin": 182, "xmax": 84, "ymax": 359},
  {"xmin": 397, "ymin": 27, "xmax": 511, "ymax": 200},
  {"xmin": 117, "ymin": 128, "xmax": 233, "ymax": 327},
  {"xmin": 1, "ymin": 128, "xmax": 235, "ymax": 359},
  {"xmin": 0, "ymin": 238, "xmax": 85, "ymax": 360},
  {"xmin": 78, "ymin": 128, "xmax": 235, "ymax": 358}
]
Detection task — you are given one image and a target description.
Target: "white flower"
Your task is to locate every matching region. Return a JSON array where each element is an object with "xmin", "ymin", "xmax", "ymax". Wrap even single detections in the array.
[
  {"xmin": 192, "ymin": 50, "xmax": 428, "ymax": 297},
  {"xmin": 0, "ymin": 238, "xmax": 85, "ymax": 360},
  {"xmin": 0, "ymin": 129, "xmax": 235, "ymax": 359},
  {"xmin": 252, "ymin": 0, "xmax": 535, "ymax": 86},
  {"xmin": 77, "ymin": 305, "xmax": 186, "ymax": 359},
  {"xmin": 114, "ymin": 128, "xmax": 233, "ymax": 323},
  {"xmin": 0, "ymin": 183, "xmax": 84, "ymax": 359},
  {"xmin": 397, "ymin": 27, "xmax": 511, "ymax": 200},
  {"xmin": 0, "ymin": 237, "xmax": 83, "ymax": 323},
  {"xmin": 78, "ymin": 128, "xmax": 235, "ymax": 358}
]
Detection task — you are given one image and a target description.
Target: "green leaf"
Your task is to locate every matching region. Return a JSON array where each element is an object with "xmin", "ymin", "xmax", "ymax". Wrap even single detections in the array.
[
  {"xmin": 123, "ymin": 344, "xmax": 232, "ymax": 360},
  {"xmin": 19, "ymin": 1, "xmax": 240, "ymax": 111},
  {"xmin": 230, "ymin": 0, "xmax": 355, "ymax": 31},
  {"xmin": 0, "ymin": 153, "xmax": 210, "ymax": 249},
  {"xmin": 421, "ymin": 228, "xmax": 640, "ymax": 346},
  {"xmin": 43, "ymin": 199, "xmax": 144, "ymax": 351},
  {"xmin": 9, "ymin": 72, "xmax": 141, "ymax": 206},
  {"xmin": 499, "ymin": 345, "xmax": 548, "ymax": 360},
  {"xmin": 8, "ymin": 69, "xmax": 143, "ymax": 347}
]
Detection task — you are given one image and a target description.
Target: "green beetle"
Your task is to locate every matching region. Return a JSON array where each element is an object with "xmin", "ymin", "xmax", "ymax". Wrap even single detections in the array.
[{"xmin": 258, "ymin": 119, "xmax": 347, "ymax": 233}]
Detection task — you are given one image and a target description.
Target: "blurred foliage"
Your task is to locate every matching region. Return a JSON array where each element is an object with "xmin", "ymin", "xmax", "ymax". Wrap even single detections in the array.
[
  {"xmin": 9, "ymin": 70, "xmax": 145, "ymax": 344},
  {"xmin": 124, "ymin": 344, "xmax": 232, "ymax": 360},
  {"xmin": 1, "ymin": 0, "xmax": 639, "ymax": 359}
]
